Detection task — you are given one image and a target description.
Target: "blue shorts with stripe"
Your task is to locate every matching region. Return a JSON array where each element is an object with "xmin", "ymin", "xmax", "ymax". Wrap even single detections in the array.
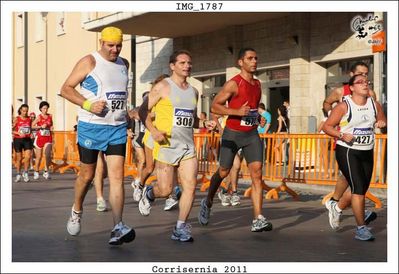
[{"xmin": 77, "ymin": 121, "xmax": 127, "ymax": 151}]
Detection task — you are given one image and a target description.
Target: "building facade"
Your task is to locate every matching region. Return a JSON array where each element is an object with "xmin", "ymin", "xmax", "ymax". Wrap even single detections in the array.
[{"xmin": 13, "ymin": 12, "xmax": 387, "ymax": 132}]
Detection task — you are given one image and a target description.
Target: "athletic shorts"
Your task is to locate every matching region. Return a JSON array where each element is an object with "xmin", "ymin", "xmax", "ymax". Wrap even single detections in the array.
[
  {"xmin": 219, "ymin": 127, "xmax": 263, "ymax": 169},
  {"xmin": 143, "ymin": 130, "xmax": 154, "ymax": 150},
  {"xmin": 77, "ymin": 121, "xmax": 127, "ymax": 151},
  {"xmin": 78, "ymin": 143, "xmax": 126, "ymax": 164},
  {"xmin": 335, "ymin": 144, "xmax": 374, "ymax": 195},
  {"xmin": 153, "ymin": 140, "xmax": 196, "ymax": 166},
  {"xmin": 13, "ymin": 137, "xmax": 33, "ymax": 152},
  {"xmin": 34, "ymin": 135, "xmax": 52, "ymax": 149}
]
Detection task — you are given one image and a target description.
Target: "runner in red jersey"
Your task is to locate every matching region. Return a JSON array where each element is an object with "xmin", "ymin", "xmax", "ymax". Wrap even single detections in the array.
[
  {"xmin": 32, "ymin": 101, "xmax": 53, "ymax": 180},
  {"xmin": 225, "ymin": 74, "xmax": 261, "ymax": 132},
  {"xmin": 199, "ymin": 48, "xmax": 273, "ymax": 232},
  {"xmin": 12, "ymin": 104, "xmax": 33, "ymax": 182}
]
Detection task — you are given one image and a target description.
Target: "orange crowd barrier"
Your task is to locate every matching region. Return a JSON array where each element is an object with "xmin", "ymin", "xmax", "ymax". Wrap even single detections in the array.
[
  {"xmin": 12, "ymin": 131, "xmax": 387, "ymax": 208},
  {"xmin": 192, "ymin": 133, "xmax": 387, "ymax": 208},
  {"xmin": 194, "ymin": 132, "xmax": 227, "ymax": 191},
  {"xmin": 55, "ymin": 131, "xmax": 80, "ymax": 174},
  {"xmin": 124, "ymin": 139, "xmax": 138, "ymax": 178}
]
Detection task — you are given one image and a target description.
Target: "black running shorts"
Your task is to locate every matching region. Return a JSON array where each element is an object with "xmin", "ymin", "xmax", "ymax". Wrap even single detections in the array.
[
  {"xmin": 78, "ymin": 143, "xmax": 126, "ymax": 164},
  {"xmin": 13, "ymin": 137, "xmax": 33, "ymax": 152},
  {"xmin": 335, "ymin": 144, "xmax": 374, "ymax": 195},
  {"xmin": 219, "ymin": 127, "xmax": 263, "ymax": 169}
]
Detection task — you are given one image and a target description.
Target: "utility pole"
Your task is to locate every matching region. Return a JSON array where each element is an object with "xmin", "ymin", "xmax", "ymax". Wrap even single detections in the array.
[{"xmin": 23, "ymin": 12, "xmax": 28, "ymax": 104}]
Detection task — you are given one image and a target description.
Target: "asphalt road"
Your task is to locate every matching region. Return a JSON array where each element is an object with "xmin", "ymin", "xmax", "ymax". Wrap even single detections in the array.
[{"xmin": 8, "ymin": 170, "xmax": 390, "ymax": 272}]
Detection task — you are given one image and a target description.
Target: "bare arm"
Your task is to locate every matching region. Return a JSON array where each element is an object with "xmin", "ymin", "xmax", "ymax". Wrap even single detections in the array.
[
  {"xmin": 375, "ymin": 101, "xmax": 387, "ymax": 128},
  {"xmin": 128, "ymin": 107, "xmax": 139, "ymax": 120},
  {"xmin": 210, "ymin": 113, "xmax": 223, "ymax": 134},
  {"xmin": 264, "ymin": 123, "xmax": 271, "ymax": 133},
  {"xmin": 317, "ymin": 120, "xmax": 325, "ymax": 133},
  {"xmin": 145, "ymin": 80, "xmax": 167, "ymax": 143},
  {"xmin": 138, "ymin": 96, "xmax": 149, "ymax": 124},
  {"xmin": 211, "ymin": 80, "xmax": 250, "ymax": 117},
  {"xmin": 276, "ymin": 117, "xmax": 282, "ymax": 133},
  {"xmin": 60, "ymin": 55, "xmax": 106, "ymax": 115},
  {"xmin": 323, "ymin": 87, "xmax": 343, "ymax": 116},
  {"xmin": 31, "ymin": 117, "xmax": 40, "ymax": 129},
  {"xmin": 12, "ymin": 117, "xmax": 20, "ymax": 136},
  {"xmin": 369, "ymin": 89, "xmax": 377, "ymax": 101},
  {"xmin": 322, "ymin": 102, "xmax": 353, "ymax": 143}
]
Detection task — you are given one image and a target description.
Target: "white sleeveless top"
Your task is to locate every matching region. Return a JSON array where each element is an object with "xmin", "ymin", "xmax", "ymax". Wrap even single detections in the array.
[
  {"xmin": 336, "ymin": 95, "xmax": 377, "ymax": 150},
  {"xmin": 78, "ymin": 51, "xmax": 129, "ymax": 125}
]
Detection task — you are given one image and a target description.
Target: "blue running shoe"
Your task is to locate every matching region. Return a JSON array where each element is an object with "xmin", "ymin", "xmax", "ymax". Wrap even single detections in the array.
[
  {"xmin": 171, "ymin": 223, "xmax": 193, "ymax": 242},
  {"xmin": 198, "ymin": 198, "xmax": 211, "ymax": 225},
  {"xmin": 355, "ymin": 226, "xmax": 375, "ymax": 241}
]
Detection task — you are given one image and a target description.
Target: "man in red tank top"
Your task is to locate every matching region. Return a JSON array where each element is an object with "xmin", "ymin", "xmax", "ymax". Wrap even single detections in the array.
[
  {"xmin": 198, "ymin": 48, "xmax": 273, "ymax": 232},
  {"xmin": 322, "ymin": 61, "xmax": 378, "ymax": 229}
]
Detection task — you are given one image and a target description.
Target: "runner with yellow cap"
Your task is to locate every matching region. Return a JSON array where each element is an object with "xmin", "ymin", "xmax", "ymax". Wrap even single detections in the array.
[
  {"xmin": 101, "ymin": 26, "xmax": 123, "ymax": 43},
  {"xmin": 61, "ymin": 26, "xmax": 135, "ymax": 245}
]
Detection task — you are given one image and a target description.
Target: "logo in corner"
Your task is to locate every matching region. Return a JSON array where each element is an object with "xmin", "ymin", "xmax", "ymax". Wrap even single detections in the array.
[
  {"xmin": 361, "ymin": 114, "xmax": 370, "ymax": 121},
  {"xmin": 84, "ymin": 139, "xmax": 92, "ymax": 148}
]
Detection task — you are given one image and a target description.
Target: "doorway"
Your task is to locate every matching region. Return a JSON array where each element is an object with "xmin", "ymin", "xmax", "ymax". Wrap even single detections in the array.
[{"xmin": 269, "ymin": 86, "xmax": 289, "ymax": 133}]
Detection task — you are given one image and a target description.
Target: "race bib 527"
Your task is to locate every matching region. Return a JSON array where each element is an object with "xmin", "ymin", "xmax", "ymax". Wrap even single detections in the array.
[{"xmin": 106, "ymin": 91, "xmax": 127, "ymax": 111}]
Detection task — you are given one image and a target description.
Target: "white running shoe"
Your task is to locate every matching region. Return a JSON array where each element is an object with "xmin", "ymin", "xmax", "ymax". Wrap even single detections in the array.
[
  {"xmin": 325, "ymin": 199, "xmax": 341, "ymax": 230},
  {"xmin": 218, "ymin": 191, "xmax": 231, "ymax": 206},
  {"xmin": 230, "ymin": 192, "xmax": 241, "ymax": 206},
  {"xmin": 164, "ymin": 197, "xmax": 179, "ymax": 211},
  {"xmin": 96, "ymin": 198, "xmax": 107, "ymax": 212},
  {"xmin": 138, "ymin": 186, "xmax": 152, "ymax": 216},
  {"xmin": 22, "ymin": 172, "xmax": 30, "ymax": 182},
  {"xmin": 251, "ymin": 215, "xmax": 273, "ymax": 232},
  {"xmin": 131, "ymin": 180, "xmax": 143, "ymax": 202},
  {"xmin": 33, "ymin": 171, "xmax": 40, "ymax": 180},
  {"xmin": 15, "ymin": 174, "xmax": 22, "ymax": 183},
  {"xmin": 108, "ymin": 222, "xmax": 136, "ymax": 245},
  {"xmin": 66, "ymin": 207, "xmax": 82, "ymax": 236},
  {"xmin": 43, "ymin": 171, "xmax": 50, "ymax": 180}
]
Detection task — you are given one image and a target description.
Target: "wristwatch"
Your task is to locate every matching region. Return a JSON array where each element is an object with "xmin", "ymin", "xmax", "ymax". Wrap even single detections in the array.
[{"xmin": 338, "ymin": 132, "xmax": 344, "ymax": 139}]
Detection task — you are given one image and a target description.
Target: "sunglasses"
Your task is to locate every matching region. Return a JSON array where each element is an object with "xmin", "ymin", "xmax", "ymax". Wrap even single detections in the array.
[{"xmin": 353, "ymin": 80, "xmax": 372, "ymax": 86}]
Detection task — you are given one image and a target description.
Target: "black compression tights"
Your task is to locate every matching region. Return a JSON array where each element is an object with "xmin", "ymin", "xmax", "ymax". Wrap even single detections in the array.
[{"xmin": 206, "ymin": 169, "xmax": 224, "ymax": 207}]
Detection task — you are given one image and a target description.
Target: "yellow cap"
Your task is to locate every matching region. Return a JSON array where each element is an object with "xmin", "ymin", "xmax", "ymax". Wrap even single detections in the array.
[{"xmin": 101, "ymin": 26, "xmax": 123, "ymax": 43}]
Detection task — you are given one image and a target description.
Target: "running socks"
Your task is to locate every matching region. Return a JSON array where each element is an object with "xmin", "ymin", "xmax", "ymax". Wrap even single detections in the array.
[
  {"xmin": 334, "ymin": 203, "xmax": 343, "ymax": 213},
  {"xmin": 177, "ymin": 220, "xmax": 185, "ymax": 229}
]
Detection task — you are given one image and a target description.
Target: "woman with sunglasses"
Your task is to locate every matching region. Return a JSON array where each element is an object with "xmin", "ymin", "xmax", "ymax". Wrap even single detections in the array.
[{"xmin": 323, "ymin": 74, "xmax": 386, "ymax": 241}]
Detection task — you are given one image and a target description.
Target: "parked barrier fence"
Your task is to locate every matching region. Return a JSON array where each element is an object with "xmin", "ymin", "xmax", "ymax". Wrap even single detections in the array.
[{"xmin": 13, "ymin": 132, "xmax": 387, "ymax": 207}]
